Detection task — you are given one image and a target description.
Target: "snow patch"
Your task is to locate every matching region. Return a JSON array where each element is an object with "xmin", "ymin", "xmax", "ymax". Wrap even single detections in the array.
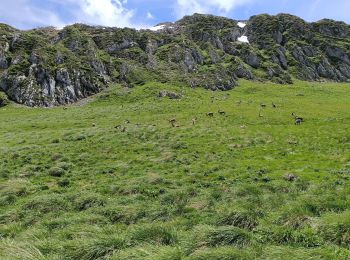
[
  {"xmin": 237, "ymin": 22, "xmax": 246, "ymax": 28},
  {"xmin": 149, "ymin": 25, "xmax": 166, "ymax": 31},
  {"xmin": 237, "ymin": 36, "xmax": 249, "ymax": 43}
]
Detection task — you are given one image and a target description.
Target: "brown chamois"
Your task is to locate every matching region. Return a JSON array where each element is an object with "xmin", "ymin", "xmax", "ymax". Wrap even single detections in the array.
[
  {"xmin": 218, "ymin": 110, "xmax": 226, "ymax": 115},
  {"xmin": 169, "ymin": 118, "xmax": 177, "ymax": 127},
  {"xmin": 206, "ymin": 112, "xmax": 214, "ymax": 117},
  {"xmin": 259, "ymin": 110, "xmax": 263, "ymax": 117},
  {"xmin": 192, "ymin": 117, "xmax": 197, "ymax": 125}
]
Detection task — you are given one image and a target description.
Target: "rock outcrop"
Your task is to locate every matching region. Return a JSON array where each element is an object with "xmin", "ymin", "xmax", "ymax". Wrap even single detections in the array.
[{"xmin": 1, "ymin": 13, "xmax": 350, "ymax": 107}]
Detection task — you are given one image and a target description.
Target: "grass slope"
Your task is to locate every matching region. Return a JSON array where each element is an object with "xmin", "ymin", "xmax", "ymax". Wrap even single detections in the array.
[{"xmin": 0, "ymin": 81, "xmax": 350, "ymax": 259}]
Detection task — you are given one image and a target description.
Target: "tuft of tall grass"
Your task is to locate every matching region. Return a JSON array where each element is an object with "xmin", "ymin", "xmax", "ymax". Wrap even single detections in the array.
[
  {"xmin": 257, "ymin": 226, "xmax": 321, "ymax": 247},
  {"xmin": 319, "ymin": 211, "xmax": 350, "ymax": 248},
  {"xmin": 206, "ymin": 226, "xmax": 251, "ymax": 247},
  {"xmin": 67, "ymin": 236, "xmax": 128, "ymax": 260},
  {"xmin": 23, "ymin": 194, "xmax": 71, "ymax": 214},
  {"xmin": 217, "ymin": 211, "xmax": 259, "ymax": 230},
  {"xmin": 73, "ymin": 193, "xmax": 106, "ymax": 211},
  {"xmin": 189, "ymin": 246, "xmax": 254, "ymax": 259},
  {"xmin": 0, "ymin": 239, "xmax": 47, "ymax": 260},
  {"xmin": 131, "ymin": 224, "xmax": 178, "ymax": 245}
]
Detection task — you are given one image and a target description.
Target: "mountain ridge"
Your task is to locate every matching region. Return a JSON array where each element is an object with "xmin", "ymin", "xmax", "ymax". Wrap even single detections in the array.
[{"xmin": 1, "ymin": 13, "xmax": 350, "ymax": 107}]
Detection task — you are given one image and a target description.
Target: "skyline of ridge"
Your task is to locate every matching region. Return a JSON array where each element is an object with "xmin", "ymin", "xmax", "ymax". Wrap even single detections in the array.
[{"xmin": 0, "ymin": 0, "xmax": 349, "ymax": 30}]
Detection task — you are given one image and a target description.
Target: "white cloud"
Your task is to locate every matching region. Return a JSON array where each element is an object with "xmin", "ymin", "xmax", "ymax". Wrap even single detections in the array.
[
  {"xmin": 147, "ymin": 11, "xmax": 155, "ymax": 19},
  {"xmin": 0, "ymin": 0, "xmax": 145, "ymax": 29},
  {"xmin": 59, "ymin": 0, "xmax": 137, "ymax": 28},
  {"xmin": 175, "ymin": 0, "xmax": 253, "ymax": 18},
  {"xmin": 0, "ymin": 0, "xmax": 65, "ymax": 29}
]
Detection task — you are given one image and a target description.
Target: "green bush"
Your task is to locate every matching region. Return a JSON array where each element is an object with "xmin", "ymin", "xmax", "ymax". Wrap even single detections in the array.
[
  {"xmin": 23, "ymin": 194, "xmax": 70, "ymax": 214},
  {"xmin": 57, "ymin": 179, "xmax": 70, "ymax": 187},
  {"xmin": 0, "ymin": 195, "xmax": 16, "ymax": 206},
  {"xmin": 74, "ymin": 193, "xmax": 106, "ymax": 211},
  {"xmin": 320, "ymin": 211, "xmax": 350, "ymax": 248},
  {"xmin": 48, "ymin": 166, "xmax": 65, "ymax": 177},
  {"xmin": 0, "ymin": 92, "xmax": 9, "ymax": 107}
]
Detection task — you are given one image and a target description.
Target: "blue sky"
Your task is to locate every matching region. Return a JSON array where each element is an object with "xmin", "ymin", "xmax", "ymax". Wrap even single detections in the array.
[{"xmin": 0, "ymin": 0, "xmax": 349, "ymax": 30}]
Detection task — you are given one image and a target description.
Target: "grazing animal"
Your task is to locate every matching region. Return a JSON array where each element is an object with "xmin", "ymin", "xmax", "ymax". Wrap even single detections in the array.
[
  {"xmin": 259, "ymin": 110, "xmax": 263, "ymax": 117},
  {"xmin": 121, "ymin": 126, "xmax": 126, "ymax": 132},
  {"xmin": 260, "ymin": 103, "xmax": 266, "ymax": 108},
  {"xmin": 292, "ymin": 112, "xmax": 304, "ymax": 125},
  {"xmin": 92, "ymin": 123, "xmax": 96, "ymax": 127},
  {"xmin": 206, "ymin": 112, "xmax": 214, "ymax": 117},
  {"xmin": 169, "ymin": 118, "xmax": 177, "ymax": 127},
  {"xmin": 192, "ymin": 117, "xmax": 197, "ymax": 125},
  {"xmin": 292, "ymin": 112, "xmax": 303, "ymax": 121},
  {"xmin": 295, "ymin": 118, "xmax": 302, "ymax": 125},
  {"xmin": 114, "ymin": 125, "xmax": 121, "ymax": 129},
  {"xmin": 63, "ymin": 107, "xmax": 68, "ymax": 110},
  {"xmin": 272, "ymin": 102, "xmax": 276, "ymax": 108},
  {"xmin": 125, "ymin": 119, "xmax": 130, "ymax": 124},
  {"xmin": 218, "ymin": 110, "xmax": 226, "ymax": 115},
  {"xmin": 284, "ymin": 173, "xmax": 298, "ymax": 182}
]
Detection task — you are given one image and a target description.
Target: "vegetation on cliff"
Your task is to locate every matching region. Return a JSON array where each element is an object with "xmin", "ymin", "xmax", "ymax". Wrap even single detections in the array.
[{"xmin": 0, "ymin": 13, "xmax": 350, "ymax": 106}]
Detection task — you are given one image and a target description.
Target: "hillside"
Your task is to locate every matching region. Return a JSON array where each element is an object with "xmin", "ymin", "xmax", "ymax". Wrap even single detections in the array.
[
  {"xmin": 1, "ymin": 13, "xmax": 350, "ymax": 106},
  {"xmin": 0, "ymin": 80, "xmax": 350, "ymax": 258}
]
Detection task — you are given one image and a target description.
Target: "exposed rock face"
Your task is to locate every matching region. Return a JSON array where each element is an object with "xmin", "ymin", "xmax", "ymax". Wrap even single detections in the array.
[
  {"xmin": 275, "ymin": 47, "xmax": 288, "ymax": 70},
  {"xmin": 325, "ymin": 46, "xmax": 350, "ymax": 65},
  {"xmin": 0, "ymin": 52, "xmax": 8, "ymax": 69},
  {"xmin": 235, "ymin": 65, "xmax": 254, "ymax": 80},
  {"xmin": 313, "ymin": 19, "xmax": 349, "ymax": 38},
  {"xmin": 184, "ymin": 49, "xmax": 198, "ymax": 71},
  {"xmin": 0, "ymin": 41, "xmax": 9, "ymax": 69},
  {"xmin": 244, "ymin": 52, "xmax": 260, "ymax": 68},
  {"xmin": 0, "ymin": 65, "xmax": 103, "ymax": 106},
  {"xmin": 1, "ymin": 13, "xmax": 350, "ymax": 107}
]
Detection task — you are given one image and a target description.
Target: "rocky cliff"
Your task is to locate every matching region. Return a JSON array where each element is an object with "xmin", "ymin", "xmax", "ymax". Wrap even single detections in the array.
[{"xmin": 1, "ymin": 13, "xmax": 350, "ymax": 107}]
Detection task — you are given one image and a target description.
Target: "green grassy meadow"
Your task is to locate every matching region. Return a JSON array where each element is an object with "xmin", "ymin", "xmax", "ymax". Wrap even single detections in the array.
[{"xmin": 0, "ymin": 80, "xmax": 350, "ymax": 259}]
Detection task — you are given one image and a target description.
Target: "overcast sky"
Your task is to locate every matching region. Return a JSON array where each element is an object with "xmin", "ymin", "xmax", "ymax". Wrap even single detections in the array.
[{"xmin": 0, "ymin": 0, "xmax": 349, "ymax": 30}]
